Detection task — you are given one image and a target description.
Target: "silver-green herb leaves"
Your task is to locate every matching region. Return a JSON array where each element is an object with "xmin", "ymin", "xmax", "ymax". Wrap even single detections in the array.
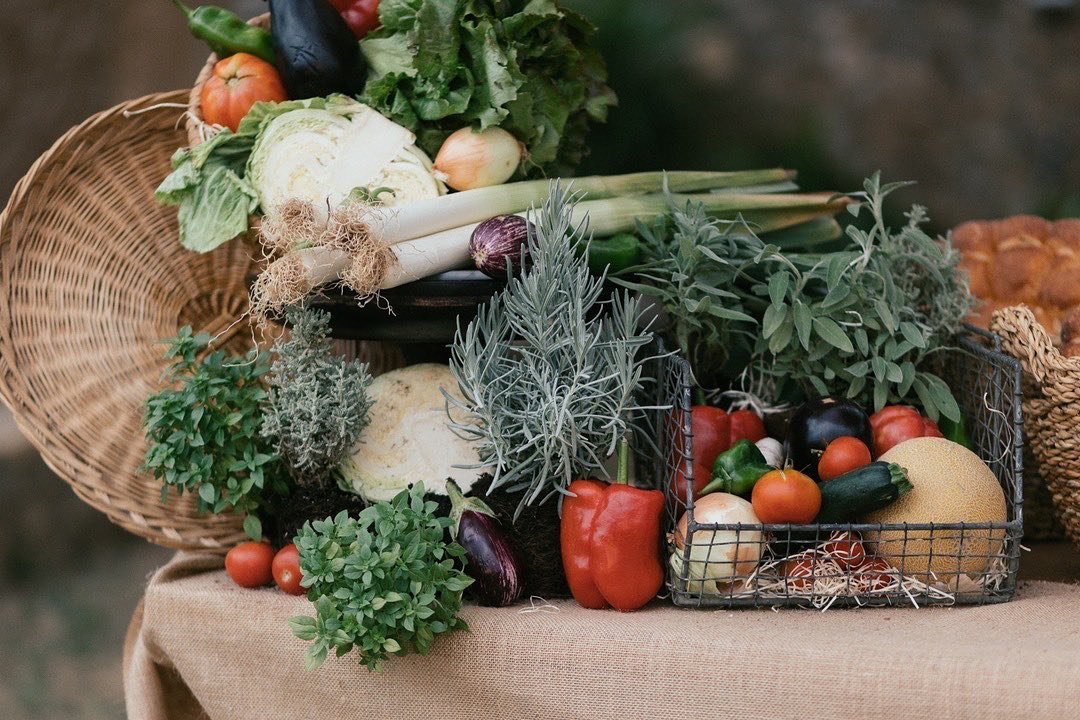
[
  {"xmin": 446, "ymin": 184, "xmax": 658, "ymax": 516},
  {"xmin": 261, "ymin": 307, "xmax": 374, "ymax": 486}
]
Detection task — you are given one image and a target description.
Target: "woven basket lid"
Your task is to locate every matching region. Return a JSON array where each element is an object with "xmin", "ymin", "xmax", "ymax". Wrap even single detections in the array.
[{"xmin": 0, "ymin": 91, "xmax": 259, "ymax": 550}]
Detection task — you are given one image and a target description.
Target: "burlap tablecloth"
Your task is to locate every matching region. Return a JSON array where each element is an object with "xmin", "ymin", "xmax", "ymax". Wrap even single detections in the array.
[{"xmin": 125, "ymin": 553, "xmax": 1080, "ymax": 720}]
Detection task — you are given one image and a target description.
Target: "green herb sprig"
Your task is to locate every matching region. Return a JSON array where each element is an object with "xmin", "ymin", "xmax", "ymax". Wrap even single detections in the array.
[
  {"xmin": 446, "ymin": 184, "xmax": 659, "ymax": 515},
  {"xmin": 620, "ymin": 173, "xmax": 971, "ymax": 421},
  {"xmin": 289, "ymin": 483, "xmax": 472, "ymax": 672},
  {"xmin": 261, "ymin": 307, "xmax": 374, "ymax": 486},
  {"xmin": 143, "ymin": 327, "xmax": 288, "ymax": 539}
]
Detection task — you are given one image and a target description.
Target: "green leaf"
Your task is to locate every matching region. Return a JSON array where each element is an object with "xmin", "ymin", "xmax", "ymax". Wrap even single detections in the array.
[
  {"xmin": 793, "ymin": 302, "xmax": 813, "ymax": 350},
  {"xmin": 812, "ymin": 317, "xmax": 854, "ymax": 353},
  {"xmin": 900, "ymin": 322, "xmax": 928, "ymax": 349},
  {"xmin": 198, "ymin": 483, "xmax": 216, "ymax": 504},
  {"xmin": 243, "ymin": 514, "xmax": 263, "ymax": 541},
  {"xmin": 768, "ymin": 272, "xmax": 791, "ymax": 306},
  {"xmin": 762, "ymin": 304, "xmax": 788, "ymax": 339}
]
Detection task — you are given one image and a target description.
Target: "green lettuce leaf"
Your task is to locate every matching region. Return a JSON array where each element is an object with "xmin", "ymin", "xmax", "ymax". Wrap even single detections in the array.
[
  {"xmin": 155, "ymin": 96, "xmax": 365, "ymax": 253},
  {"xmin": 359, "ymin": 0, "xmax": 615, "ymax": 176}
]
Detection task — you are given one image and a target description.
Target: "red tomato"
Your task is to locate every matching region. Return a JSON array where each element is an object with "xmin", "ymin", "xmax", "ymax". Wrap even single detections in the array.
[
  {"xmin": 869, "ymin": 405, "xmax": 942, "ymax": 457},
  {"xmin": 200, "ymin": 53, "xmax": 288, "ymax": 132},
  {"xmin": 751, "ymin": 468, "xmax": 822, "ymax": 523},
  {"xmin": 330, "ymin": 0, "xmax": 381, "ymax": 39},
  {"xmin": 922, "ymin": 417, "xmax": 944, "ymax": 438},
  {"xmin": 225, "ymin": 541, "xmax": 275, "ymax": 588},
  {"xmin": 729, "ymin": 409, "xmax": 766, "ymax": 445},
  {"xmin": 782, "ymin": 556, "xmax": 817, "ymax": 593},
  {"xmin": 818, "ymin": 436, "xmax": 872, "ymax": 482},
  {"xmin": 851, "ymin": 557, "xmax": 900, "ymax": 592},
  {"xmin": 272, "ymin": 544, "xmax": 306, "ymax": 596},
  {"xmin": 820, "ymin": 532, "xmax": 867, "ymax": 569}
]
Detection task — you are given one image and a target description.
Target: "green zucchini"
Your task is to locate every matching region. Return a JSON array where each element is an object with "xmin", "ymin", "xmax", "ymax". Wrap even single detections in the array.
[{"xmin": 816, "ymin": 461, "xmax": 912, "ymax": 523}]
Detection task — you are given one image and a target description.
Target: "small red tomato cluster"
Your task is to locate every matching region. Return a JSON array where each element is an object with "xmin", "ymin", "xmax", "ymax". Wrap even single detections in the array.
[{"xmin": 225, "ymin": 541, "xmax": 306, "ymax": 596}]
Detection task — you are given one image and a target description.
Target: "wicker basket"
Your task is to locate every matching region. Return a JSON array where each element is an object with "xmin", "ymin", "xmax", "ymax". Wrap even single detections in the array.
[
  {"xmin": 186, "ymin": 13, "xmax": 271, "ymax": 147},
  {"xmin": 992, "ymin": 305, "xmax": 1080, "ymax": 546},
  {"xmin": 0, "ymin": 91, "xmax": 260, "ymax": 551}
]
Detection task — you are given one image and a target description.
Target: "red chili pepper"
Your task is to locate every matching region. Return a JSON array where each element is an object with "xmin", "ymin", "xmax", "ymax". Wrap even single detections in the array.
[
  {"xmin": 561, "ymin": 440, "xmax": 665, "ymax": 612},
  {"xmin": 329, "ymin": 0, "xmax": 380, "ymax": 39},
  {"xmin": 870, "ymin": 405, "xmax": 944, "ymax": 457}
]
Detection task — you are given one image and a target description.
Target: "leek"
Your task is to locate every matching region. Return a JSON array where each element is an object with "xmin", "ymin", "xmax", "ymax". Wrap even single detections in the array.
[{"xmin": 372, "ymin": 169, "xmax": 797, "ymax": 245}]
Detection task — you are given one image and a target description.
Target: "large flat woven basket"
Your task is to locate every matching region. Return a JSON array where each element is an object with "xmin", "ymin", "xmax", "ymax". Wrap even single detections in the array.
[
  {"xmin": 0, "ymin": 91, "xmax": 259, "ymax": 550},
  {"xmin": 992, "ymin": 305, "xmax": 1080, "ymax": 546}
]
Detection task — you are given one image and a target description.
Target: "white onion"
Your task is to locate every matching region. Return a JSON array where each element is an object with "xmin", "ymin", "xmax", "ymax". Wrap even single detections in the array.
[
  {"xmin": 433, "ymin": 126, "xmax": 524, "ymax": 191},
  {"xmin": 672, "ymin": 493, "xmax": 762, "ymax": 592}
]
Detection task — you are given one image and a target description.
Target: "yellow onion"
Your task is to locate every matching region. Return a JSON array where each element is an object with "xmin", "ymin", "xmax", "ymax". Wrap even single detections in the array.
[
  {"xmin": 433, "ymin": 127, "xmax": 524, "ymax": 191},
  {"xmin": 671, "ymin": 492, "xmax": 763, "ymax": 592}
]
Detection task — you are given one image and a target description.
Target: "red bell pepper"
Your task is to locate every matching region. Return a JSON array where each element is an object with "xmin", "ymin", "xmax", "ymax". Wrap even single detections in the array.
[
  {"xmin": 329, "ymin": 0, "xmax": 380, "ymax": 39},
  {"xmin": 669, "ymin": 406, "xmax": 766, "ymax": 506},
  {"xmin": 561, "ymin": 440, "xmax": 664, "ymax": 612},
  {"xmin": 869, "ymin": 405, "xmax": 943, "ymax": 457}
]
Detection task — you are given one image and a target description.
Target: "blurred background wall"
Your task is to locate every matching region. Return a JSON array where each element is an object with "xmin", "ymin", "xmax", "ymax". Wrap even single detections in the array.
[{"xmin": 0, "ymin": 1, "xmax": 1078, "ymax": 717}]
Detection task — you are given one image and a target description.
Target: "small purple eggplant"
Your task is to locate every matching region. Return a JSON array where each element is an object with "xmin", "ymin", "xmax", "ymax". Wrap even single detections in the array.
[
  {"xmin": 469, "ymin": 215, "xmax": 533, "ymax": 279},
  {"xmin": 446, "ymin": 479, "xmax": 524, "ymax": 607}
]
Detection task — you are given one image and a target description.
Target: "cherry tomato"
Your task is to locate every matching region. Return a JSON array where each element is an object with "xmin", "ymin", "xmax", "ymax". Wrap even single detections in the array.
[
  {"xmin": 820, "ymin": 531, "xmax": 867, "ymax": 569},
  {"xmin": 200, "ymin": 53, "xmax": 288, "ymax": 132},
  {"xmin": 869, "ymin": 405, "xmax": 944, "ymax": 457},
  {"xmin": 817, "ymin": 436, "xmax": 872, "ymax": 482},
  {"xmin": 851, "ymin": 557, "xmax": 900, "ymax": 592},
  {"xmin": 330, "ymin": 0, "xmax": 381, "ymax": 39},
  {"xmin": 225, "ymin": 541, "xmax": 275, "ymax": 588},
  {"xmin": 751, "ymin": 468, "xmax": 821, "ymax": 524},
  {"xmin": 729, "ymin": 409, "xmax": 766, "ymax": 445},
  {"xmin": 272, "ymin": 544, "xmax": 306, "ymax": 596},
  {"xmin": 782, "ymin": 556, "xmax": 817, "ymax": 593}
]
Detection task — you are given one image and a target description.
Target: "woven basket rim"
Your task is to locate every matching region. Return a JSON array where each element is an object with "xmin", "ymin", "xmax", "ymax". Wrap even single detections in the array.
[{"xmin": 0, "ymin": 90, "xmax": 253, "ymax": 551}]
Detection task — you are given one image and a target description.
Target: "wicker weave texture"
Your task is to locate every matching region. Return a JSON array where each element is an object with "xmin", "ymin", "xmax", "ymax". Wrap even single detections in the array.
[
  {"xmin": 0, "ymin": 91, "xmax": 260, "ymax": 550},
  {"xmin": 992, "ymin": 305, "xmax": 1080, "ymax": 546}
]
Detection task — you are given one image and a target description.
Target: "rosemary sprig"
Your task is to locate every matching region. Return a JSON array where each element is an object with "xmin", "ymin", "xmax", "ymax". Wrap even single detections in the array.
[{"xmin": 446, "ymin": 184, "xmax": 660, "ymax": 516}]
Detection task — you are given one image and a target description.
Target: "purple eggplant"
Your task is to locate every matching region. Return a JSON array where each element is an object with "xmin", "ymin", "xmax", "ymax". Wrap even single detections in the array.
[
  {"xmin": 446, "ymin": 479, "xmax": 524, "ymax": 607},
  {"xmin": 470, "ymin": 215, "xmax": 532, "ymax": 279}
]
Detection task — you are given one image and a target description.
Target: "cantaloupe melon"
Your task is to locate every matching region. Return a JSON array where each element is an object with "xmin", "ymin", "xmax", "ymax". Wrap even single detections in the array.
[{"xmin": 864, "ymin": 437, "xmax": 1008, "ymax": 581}]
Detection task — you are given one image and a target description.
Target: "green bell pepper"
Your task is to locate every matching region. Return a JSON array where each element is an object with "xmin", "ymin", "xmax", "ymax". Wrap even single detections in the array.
[
  {"xmin": 700, "ymin": 439, "xmax": 772, "ymax": 497},
  {"xmin": 587, "ymin": 233, "xmax": 641, "ymax": 275}
]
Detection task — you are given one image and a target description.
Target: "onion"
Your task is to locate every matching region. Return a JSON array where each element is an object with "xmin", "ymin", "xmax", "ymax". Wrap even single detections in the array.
[
  {"xmin": 672, "ymin": 492, "xmax": 762, "ymax": 591},
  {"xmin": 470, "ymin": 215, "xmax": 533, "ymax": 278},
  {"xmin": 434, "ymin": 127, "xmax": 524, "ymax": 191}
]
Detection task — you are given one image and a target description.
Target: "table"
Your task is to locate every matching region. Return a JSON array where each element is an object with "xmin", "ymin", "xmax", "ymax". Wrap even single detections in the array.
[{"xmin": 125, "ymin": 553, "xmax": 1080, "ymax": 720}]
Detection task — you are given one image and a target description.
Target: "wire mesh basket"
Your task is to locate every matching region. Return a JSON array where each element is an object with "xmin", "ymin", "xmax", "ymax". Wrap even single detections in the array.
[{"xmin": 655, "ymin": 327, "xmax": 1023, "ymax": 608}]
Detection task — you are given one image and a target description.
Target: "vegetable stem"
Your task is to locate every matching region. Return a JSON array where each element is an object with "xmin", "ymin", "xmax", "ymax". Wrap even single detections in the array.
[{"xmin": 615, "ymin": 437, "xmax": 630, "ymax": 486}]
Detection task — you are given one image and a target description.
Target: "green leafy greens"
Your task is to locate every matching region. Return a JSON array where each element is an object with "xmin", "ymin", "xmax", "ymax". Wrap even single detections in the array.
[
  {"xmin": 447, "ymin": 184, "xmax": 657, "ymax": 515},
  {"xmin": 619, "ymin": 174, "xmax": 971, "ymax": 422},
  {"xmin": 143, "ymin": 327, "xmax": 288, "ymax": 539},
  {"xmin": 360, "ymin": 0, "xmax": 617, "ymax": 176},
  {"xmin": 261, "ymin": 307, "xmax": 374, "ymax": 487},
  {"xmin": 289, "ymin": 483, "xmax": 472, "ymax": 672}
]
